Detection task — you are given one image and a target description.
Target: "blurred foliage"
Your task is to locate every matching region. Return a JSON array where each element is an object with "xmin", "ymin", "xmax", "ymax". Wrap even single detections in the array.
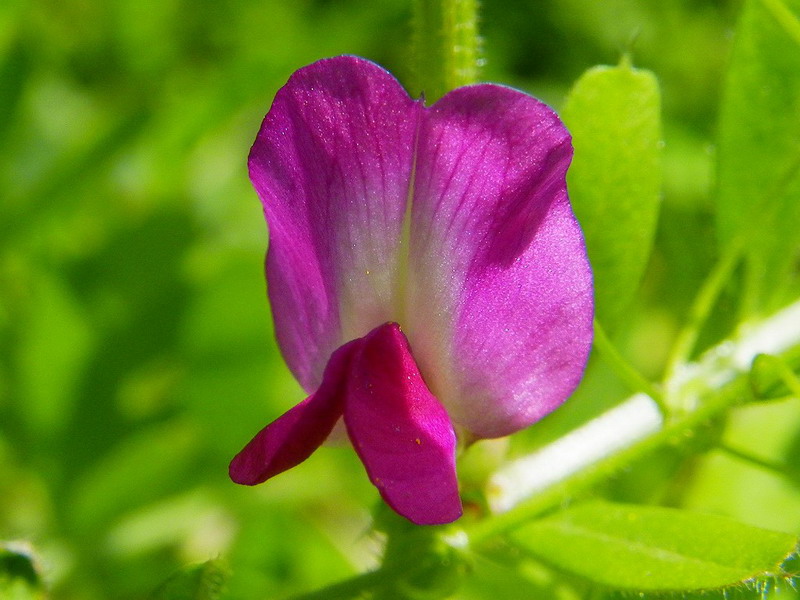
[
  {"xmin": 151, "ymin": 559, "xmax": 229, "ymax": 600},
  {"xmin": 1, "ymin": 0, "xmax": 799, "ymax": 598},
  {"xmin": 512, "ymin": 501, "xmax": 797, "ymax": 592}
]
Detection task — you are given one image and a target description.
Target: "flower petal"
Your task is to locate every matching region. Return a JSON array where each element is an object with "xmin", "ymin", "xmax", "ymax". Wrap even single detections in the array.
[
  {"xmin": 406, "ymin": 84, "xmax": 594, "ymax": 438},
  {"xmin": 229, "ymin": 340, "xmax": 360, "ymax": 485},
  {"xmin": 343, "ymin": 323, "xmax": 461, "ymax": 525},
  {"xmin": 248, "ymin": 56, "xmax": 420, "ymax": 391}
]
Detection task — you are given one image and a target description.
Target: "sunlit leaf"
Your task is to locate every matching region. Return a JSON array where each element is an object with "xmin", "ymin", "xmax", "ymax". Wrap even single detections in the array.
[
  {"xmin": 512, "ymin": 501, "xmax": 797, "ymax": 591},
  {"xmin": 562, "ymin": 58, "xmax": 662, "ymax": 329},
  {"xmin": 716, "ymin": 0, "xmax": 800, "ymax": 315}
]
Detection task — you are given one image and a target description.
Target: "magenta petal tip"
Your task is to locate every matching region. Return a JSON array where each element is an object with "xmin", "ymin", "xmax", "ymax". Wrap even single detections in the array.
[
  {"xmin": 344, "ymin": 323, "xmax": 462, "ymax": 526},
  {"xmin": 229, "ymin": 340, "xmax": 359, "ymax": 485}
]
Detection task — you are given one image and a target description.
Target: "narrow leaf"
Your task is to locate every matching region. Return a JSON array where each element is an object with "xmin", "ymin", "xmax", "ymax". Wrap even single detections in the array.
[
  {"xmin": 512, "ymin": 501, "xmax": 797, "ymax": 591},
  {"xmin": 716, "ymin": 0, "xmax": 800, "ymax": 314},
  {"xmin": 562, "ymin": 58, "xmax": 662, "ymax": 329}
]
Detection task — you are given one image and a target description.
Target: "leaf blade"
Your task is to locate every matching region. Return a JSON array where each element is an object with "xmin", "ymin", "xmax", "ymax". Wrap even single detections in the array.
[
  {"xmin": 562, "ymin": 59, "xmax": 662, "ymax": 329},
  {"xmin": 512, "ymin": 501, "xmax": 797, "ymax": 591}
]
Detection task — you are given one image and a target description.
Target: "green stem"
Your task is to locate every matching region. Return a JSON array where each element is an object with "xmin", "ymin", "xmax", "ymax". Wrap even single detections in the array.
[
  {"xmin": 718, "ymin": 443, "xmax": 792, "ymax": 476},
  {"xmin": 287, "ymin": 569, "xmax": 385, "ymax": 600},
  {"xmin": 467, "ymin": 298, "xmax": 800, "ymax": 545},
  {"xmin": 592, "ymin": 318, "xmax": 666, "ymax": 412},
  {"xmin": 295, "ymin": 509, "xmax": 461, "ymax": 600},
  {"xmin": 467, "ymin": 377, "xmax": 748, "ymax": 545},
  {"xmin": 412, "ymin": 0, "xmax": 481, "ymax": 101},
  {"xmin": 663, "ymin": 239, "xmax": 743, "ymax": 391}
]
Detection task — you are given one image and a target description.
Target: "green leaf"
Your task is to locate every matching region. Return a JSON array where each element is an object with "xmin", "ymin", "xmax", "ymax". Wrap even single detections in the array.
[
  {"xmin": 716, "ymin": 0, "xmax": 800, "ymax": 315},
  {"xmin": 562, "ymin": 58, "xmax": 662, "ymax": 329},
  {"xmin": 151, "ymin": 559, "xmax": 229, "ymax": 600},
  {"xmin": 512, "ymin": 501, "xmax": 797, "ymax": 592},
  {"xmin": 0, "ymin": 543, "xmax": 45, "ymax": 600}
]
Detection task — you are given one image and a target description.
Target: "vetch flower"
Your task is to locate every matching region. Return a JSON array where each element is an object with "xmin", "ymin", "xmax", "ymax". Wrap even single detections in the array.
[{"xmin": 229, "ymin": 56, "xmax": 593, "ymax": 525}]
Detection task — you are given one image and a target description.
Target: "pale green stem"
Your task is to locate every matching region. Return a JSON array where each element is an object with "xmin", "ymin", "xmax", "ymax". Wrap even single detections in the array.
[
  {"xmin": 412, "ymin": 0, "xmax": 481, "ymax": 101},
  {"xmin": 467, "ymin": 298, "xmax": 800, "ymax": 545},
  {"xmin": 486, "ymin": 392, "xmax": 663, "ymax": 514},
  {"xmin": 592, "ymin": 318, "xmax": 666, "ymax": 412},
  {"xmin": 469, "ymin": 382, "xmax": 745, "ymax": 545}
]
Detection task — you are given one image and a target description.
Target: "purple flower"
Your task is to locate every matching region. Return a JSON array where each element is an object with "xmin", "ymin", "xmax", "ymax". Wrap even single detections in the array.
[{"xmin": 229, "ymin": 56, "xmax": 593, "ymax": 525}]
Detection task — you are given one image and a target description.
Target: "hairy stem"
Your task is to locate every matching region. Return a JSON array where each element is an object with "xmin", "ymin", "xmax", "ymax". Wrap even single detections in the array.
[{"xmin": 412, "ymin": 0, "xmax": 481, "ymax": 101}]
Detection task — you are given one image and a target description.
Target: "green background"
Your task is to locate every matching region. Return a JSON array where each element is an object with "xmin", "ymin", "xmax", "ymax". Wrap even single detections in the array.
[{"xmin": 2, "ymin": 0, "xmax": 799, "ymax": 598}]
